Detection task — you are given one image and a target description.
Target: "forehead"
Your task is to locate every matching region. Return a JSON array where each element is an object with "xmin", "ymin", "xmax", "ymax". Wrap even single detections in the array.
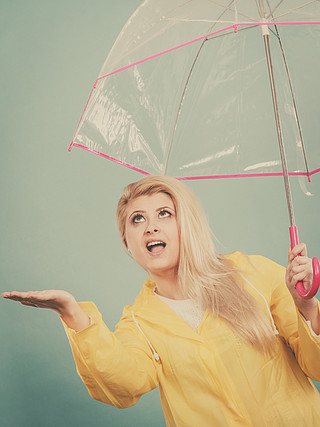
[{"xmin": 126, "ymin": 192, "xmax": 174, "ymax": 214}]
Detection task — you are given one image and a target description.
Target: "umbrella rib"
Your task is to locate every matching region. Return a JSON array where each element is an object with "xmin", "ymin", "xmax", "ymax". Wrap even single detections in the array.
[
  {"xmin": 164, "ymin": 0, "xmax": 256, "ymax": 23},
  {"xmin": 163, "ymin": 38, "xmax": 208, "ymax": 175},
  {"xmin": 265, "ymin": 0, "xmax": 311, "ymax": 180},
  {"xmin": 263, "ymin": 29, "xmax": 296, "ymax": 227},
  {"xmin": 266, "ymin": 1, "xmax": 318, "ymax": 21},
  {"xmin": 207, "ymin": 0, "xmax": 258, "ymax": 22},
  {"xmin": 265, "ymin": 0, "xmax": 285, "ymax": 20},
  {"xmin": 272, "ymin": 24, "xmax": 311, "ymax": 180},
  {"xmin": 164, "ymin": 0, "xmax": 236, "ymax": 175}
]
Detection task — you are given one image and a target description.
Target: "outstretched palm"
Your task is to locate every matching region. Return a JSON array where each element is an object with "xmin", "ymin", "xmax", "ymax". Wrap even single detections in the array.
[
  {"xmin": 2, "ymin": 290, "xmax": 75, "ymax": 313},
  {"xmin": 2, "ymin": 290, "xmax": 90, "ymax": 331}
]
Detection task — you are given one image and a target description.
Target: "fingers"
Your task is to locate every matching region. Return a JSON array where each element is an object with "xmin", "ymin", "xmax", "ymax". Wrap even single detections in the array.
[
  {"xmin": 1, "ymin": 290, "xmax": 59, "ymax": 310},
  {"xmin": 2, "ymin": 291, "xmax": 28, "ymax": 301},
  {"xmin": 2, "ymin": 290, "xmax": 42, "ymax": 301},
  {"xmin": 2, "ymin": 291, "xmax": 45, "ymax": 308},
  {"xmin": 286, "ymin": 244, "xmax": 313, "ymax": 290},
  {"xmin": 286, "ymin": 244, "xmax": 318, "ymax": 309},
  {"xmin": 287, "ymin": 244, "xmax": 310, "ymax": 279},
  {"xmin": 2, "ymin": 290, "xmax": 54, "ymax": 300},
  {"xmin": 290, "ymin": 255, "xmax": 311, "ymax": 269},
  {"xmin": 287, "ymin": 255, "xmax": 311, "ymax": 274},
  {"xmin": 291, "ymin": 271, "xmax": 312, "ymax": 286},
  {"xmin": 20, "ymin": 301, "xmax": 40, "ymax": 308},
  {"xmin": 288, "ymin": 243, "xmax": 307, "ymax": 261},
  {"xmin": 288, "ymin": 257, "xmax": 312, "ymax": 275}
]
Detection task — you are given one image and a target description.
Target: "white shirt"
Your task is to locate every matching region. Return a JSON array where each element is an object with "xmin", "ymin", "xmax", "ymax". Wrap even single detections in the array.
[{"xmin": 153, "ymin": 289, "xmax": 205, "ymax": 332}]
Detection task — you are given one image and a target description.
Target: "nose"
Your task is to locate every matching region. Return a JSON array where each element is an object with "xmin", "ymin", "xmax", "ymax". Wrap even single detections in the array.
[
  {"xmin": 145, "ymin": 221, "xmax": 159, "ymax": 234},
  {"xmin": 146, "ymin": 226, "xmax": 159, "ymax": 234}
]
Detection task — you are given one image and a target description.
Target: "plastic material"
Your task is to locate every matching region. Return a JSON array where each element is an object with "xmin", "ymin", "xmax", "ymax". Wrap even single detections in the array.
[
  {"xmin": 289, "ymin": 226, "xmax": 320, "ymax": 299},
  {"xmin": 70, "ymin": 1, "xmax": 320, "ymax": 183}
]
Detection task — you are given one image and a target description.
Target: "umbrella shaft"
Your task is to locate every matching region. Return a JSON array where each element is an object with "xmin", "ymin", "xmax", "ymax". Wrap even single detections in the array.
[{"xmin": 263, "ymin": 33, "xmax": 295, "ymax": 227}]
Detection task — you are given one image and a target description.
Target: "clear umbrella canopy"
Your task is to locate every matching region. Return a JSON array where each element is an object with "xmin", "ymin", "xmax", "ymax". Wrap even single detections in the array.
[{"xmin": 70, "ymin": 0, "xmax": 320, "ymax": 182}]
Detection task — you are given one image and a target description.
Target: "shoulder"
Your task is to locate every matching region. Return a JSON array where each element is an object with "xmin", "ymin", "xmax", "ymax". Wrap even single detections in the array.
[
  {"xmin": 224, "ymin": 251, "xmax": 286, "ymax": 293},
  {"xmin": 225, "ymin": 250, "xmax": 285, "ymax": 271},
  {"xmin": 121, "ymin": 277, "xmax": 157, "ymax": 317}
]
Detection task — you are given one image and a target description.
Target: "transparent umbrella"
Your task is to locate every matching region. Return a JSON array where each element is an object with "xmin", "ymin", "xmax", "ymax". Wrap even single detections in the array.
[{"xmin": 69, "ymin": 0, "xmax": 320, "ymax": 297}]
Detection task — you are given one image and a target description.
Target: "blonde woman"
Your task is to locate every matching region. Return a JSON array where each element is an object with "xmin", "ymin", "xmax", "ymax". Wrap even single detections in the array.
[{"xmin": 2, "ymin": 175, "xmax": 320, "ymax": 426}]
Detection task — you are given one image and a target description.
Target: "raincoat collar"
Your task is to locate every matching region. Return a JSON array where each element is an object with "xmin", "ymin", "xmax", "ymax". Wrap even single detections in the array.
[{"xmin": 127, "ymin": 277, "xmax": 208, "ymax": 342}]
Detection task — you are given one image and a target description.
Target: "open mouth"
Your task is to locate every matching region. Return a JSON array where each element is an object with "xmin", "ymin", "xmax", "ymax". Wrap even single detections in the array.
[{"xmin": 146, "ymin": 241, "xmax": 166, "ymax": 253}]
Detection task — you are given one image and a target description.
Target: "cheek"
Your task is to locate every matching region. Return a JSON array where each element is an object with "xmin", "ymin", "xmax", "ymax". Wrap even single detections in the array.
[
  {"xmin": 125, "ymin": 231, "xmax": 133, "ymax": 250},
  {"xmin": 125, "ymin": 226, "xmax": 141, "ymax": 252},
  {"xmin": 170, "ymin": 224, "xmax": 180, "ymax": 253},
  {"xmin": 125, "ymin": 225, "xmax": 133, "ymax": 249},
  {"xmin": 171, "ymin": 221, "xmax": 180, "ymax": 239}
]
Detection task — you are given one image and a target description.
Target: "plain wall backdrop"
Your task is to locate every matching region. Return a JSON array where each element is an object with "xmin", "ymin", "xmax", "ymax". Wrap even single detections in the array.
[{"xmin": 1, "ymin": 1, "xmax": 319, "ymax": 426}]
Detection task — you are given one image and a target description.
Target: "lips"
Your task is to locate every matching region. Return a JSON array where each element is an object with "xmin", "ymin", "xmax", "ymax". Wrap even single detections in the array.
[{"xmin": 146, "ymin": 240, "xmax": 166, "ymax": 253}]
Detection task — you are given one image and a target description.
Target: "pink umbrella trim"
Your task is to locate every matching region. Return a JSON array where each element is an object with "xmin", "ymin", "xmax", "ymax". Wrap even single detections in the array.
[
  {"xmin": 71, "ymin": 142, "xmax": 320, "ymax": 181},
  {"xmin": 69, "ymin": 21, "xmax": 320, "ymax": 180},
  {"xmin": 93, "ymin": 21, "xmax": 320, "ymax": 86}
]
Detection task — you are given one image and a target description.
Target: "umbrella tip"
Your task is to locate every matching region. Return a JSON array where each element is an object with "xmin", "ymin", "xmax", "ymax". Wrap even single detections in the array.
[{"xmin": 308, "ymin": 175, "xmax": 311, "ymax": 183}]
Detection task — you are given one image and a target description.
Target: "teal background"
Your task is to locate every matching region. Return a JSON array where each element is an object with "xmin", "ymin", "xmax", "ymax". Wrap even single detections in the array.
[{"xmin": 0, "ymin": 1, "xmax": 319, "ymax": 426}]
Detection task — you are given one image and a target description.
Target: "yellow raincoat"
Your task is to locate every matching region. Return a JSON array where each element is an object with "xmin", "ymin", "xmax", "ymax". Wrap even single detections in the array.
[{"xmin": 64, "ymin": 252, "xmax": 320, "ymax": 426}]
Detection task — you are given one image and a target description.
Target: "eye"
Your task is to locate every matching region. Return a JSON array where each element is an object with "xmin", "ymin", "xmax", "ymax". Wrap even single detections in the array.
[
  {"xmin": 132, "ymin": 214, "xmax": 145, "ymax": 224},
  {"xmin": 158, "ymin": 210, "xmax": 171, "ymax": 218}
]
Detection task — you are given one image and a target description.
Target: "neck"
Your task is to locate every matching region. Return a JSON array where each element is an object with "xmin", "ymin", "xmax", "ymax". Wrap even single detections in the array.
[{"xmin": 150, "ymin": 270, "xmax": 185, "ymax": 300}]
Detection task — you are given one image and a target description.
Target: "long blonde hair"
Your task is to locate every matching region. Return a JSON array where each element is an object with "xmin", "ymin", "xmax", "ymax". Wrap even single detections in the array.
[{"xmin": 116, "ymin": 175, "xmax": 275, "ymax": 353}]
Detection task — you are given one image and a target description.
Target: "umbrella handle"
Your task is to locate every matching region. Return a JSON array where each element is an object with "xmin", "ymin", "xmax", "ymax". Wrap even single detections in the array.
[{"xmin": 289, "ymin": 226, "xmax": 320, "ymax": 299}]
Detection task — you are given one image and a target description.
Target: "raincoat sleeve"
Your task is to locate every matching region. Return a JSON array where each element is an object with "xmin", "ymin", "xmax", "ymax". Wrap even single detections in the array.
[
  {"xmin": 61, "ymin": 302, "xmax": 159, "ymax": 408},
  {"xmin": 265, "ymin": 258, "xmax": 320, "ymax": 381}
]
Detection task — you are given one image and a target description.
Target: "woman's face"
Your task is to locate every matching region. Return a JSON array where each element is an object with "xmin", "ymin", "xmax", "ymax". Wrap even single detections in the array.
[{"xmin": 125, "ymin": 192, "xmax": 180, "ymax": 279}]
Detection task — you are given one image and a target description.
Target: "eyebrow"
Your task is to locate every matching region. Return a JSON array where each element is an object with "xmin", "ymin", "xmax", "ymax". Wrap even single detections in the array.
[{"xmin": 128, "ymin": 206, "xmax": 174, "ymax": 220}]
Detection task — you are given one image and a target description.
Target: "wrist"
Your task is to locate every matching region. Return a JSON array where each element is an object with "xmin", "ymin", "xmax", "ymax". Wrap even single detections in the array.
[
  {"xmin": 297, "ymin": 298, "xmax": 320, "ymax": 335},
  {"xmin": 60, "ymin": 302, "xmax": 90, "ymax": 332},
  {"xmin": 297, "ymin": 297, "xmax": 317, "ymax": 317}
]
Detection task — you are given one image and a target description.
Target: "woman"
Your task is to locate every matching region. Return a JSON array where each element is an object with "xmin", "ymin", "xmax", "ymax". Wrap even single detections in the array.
[{"xmin": 2, "ymin": 175, "xmax": 320, "ymax": 426}]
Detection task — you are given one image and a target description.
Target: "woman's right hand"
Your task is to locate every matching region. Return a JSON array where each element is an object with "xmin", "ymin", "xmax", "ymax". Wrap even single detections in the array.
[{"xmin": 2, "ymin": 290, "xmax": 90, "ymax": 332}]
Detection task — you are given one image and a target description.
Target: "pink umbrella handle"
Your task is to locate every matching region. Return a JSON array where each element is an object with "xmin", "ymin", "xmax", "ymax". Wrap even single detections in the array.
[{"xmin": 289, "ymin": 226, "xmax": 320, "ymax": 299}]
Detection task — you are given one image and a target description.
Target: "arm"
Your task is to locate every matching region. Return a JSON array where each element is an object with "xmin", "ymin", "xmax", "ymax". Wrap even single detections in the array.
[
  {"xmin": 267, "ymin": 250, "xmax": 320, "ymax": 380},
  {"xmin": 2, "ymin": 290, "xmax": 159, "ymax": 407},
  {"xmin": 63, "ymin": 302, "xmax": 159, "ymax": 407}
]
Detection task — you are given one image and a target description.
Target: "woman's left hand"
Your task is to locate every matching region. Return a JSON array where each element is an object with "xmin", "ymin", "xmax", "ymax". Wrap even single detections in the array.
[
  {"xmin": 286, "ymin": 243, "xmax": 320, "ymax": 334},
  {"xmin": 286, "ymin": 243, "xmax": 313, "ymax": 303}
]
